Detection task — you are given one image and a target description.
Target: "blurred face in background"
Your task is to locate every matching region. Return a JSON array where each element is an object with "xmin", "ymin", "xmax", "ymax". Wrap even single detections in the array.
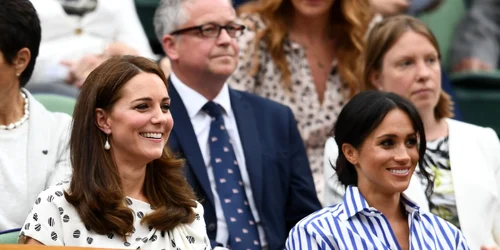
[
  {"xmin": 291, "ymin": 0, "xmax": 335, "ymax": 18},
  {"xmin": 371, "ymin": 30, "xmax": 442, "ymax": 116}
]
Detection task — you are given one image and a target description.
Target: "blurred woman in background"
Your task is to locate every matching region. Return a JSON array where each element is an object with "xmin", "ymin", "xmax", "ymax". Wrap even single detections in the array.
[{"xmin": 229, "ymin": 0, "xmax": 374, "ymax": 203}]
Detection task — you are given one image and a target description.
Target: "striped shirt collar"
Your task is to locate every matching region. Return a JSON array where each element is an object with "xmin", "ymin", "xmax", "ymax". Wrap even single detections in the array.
[{"xmin": 342, "ymin": 185, "xmax": 421, "ymax": 220}]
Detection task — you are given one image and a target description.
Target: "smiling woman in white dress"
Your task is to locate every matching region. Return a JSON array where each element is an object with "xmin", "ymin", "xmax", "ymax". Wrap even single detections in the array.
[
  {"xmin": 323, "ymin": 15, "xmax": 500, "ymax": 250},
  {"xmin": 19, "ymin": 56, "xmax": 211, "ymax": 249}
]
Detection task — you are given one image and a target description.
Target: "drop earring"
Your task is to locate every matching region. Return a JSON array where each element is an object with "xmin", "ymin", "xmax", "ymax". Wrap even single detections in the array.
[{"xmin": 104, "ymin": 136, "xmax": 110, "ymax": 150}]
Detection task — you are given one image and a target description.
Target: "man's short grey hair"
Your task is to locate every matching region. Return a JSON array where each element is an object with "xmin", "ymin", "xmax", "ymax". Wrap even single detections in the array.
[
  {"xmin": 153, "ymin": 0, "xmax": 191, "ymax": 43},
  {"xmin": 153, "ymin": 0, "xmax": 234, "ymax": 43}
]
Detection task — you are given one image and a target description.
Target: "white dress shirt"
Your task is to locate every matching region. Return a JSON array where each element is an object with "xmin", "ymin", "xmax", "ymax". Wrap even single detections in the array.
[{"xmin": 170, "ymin": 73, "xmax": 268, "ymax": 248}]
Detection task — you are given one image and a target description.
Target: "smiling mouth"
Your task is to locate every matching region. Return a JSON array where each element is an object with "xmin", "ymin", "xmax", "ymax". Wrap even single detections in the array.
[
  {"xmin": 139, "ymin": 132, "xmax": 163, "ymax": 139},
  {"xmin": 387, "ymin": 168, "xmax": 410, "ymax": 176}
]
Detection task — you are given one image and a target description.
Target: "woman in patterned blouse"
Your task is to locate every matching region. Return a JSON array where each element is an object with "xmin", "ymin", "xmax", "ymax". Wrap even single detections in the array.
[
  {"xmin": 228, "ymin": 0, "xmax": 375, "ymax": 204},
  {"xmin": 19, "ymin": 56, "xmax": 211, "ymax": 249},
  {"xmin": 324, "ymin": 15, "xmax": 500, "ymax": 250}
]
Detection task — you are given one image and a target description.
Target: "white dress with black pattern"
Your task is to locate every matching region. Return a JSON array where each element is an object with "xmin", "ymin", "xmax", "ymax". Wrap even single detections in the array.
[{"xmin": 19, "ymin": 183, "xmax": 211, "ymax": 249}]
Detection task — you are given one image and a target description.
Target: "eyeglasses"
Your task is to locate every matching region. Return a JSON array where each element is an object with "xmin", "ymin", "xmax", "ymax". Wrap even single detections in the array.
[{"xmin": 170, "ymin": 23, "xmax": 246, "ymax": 38}]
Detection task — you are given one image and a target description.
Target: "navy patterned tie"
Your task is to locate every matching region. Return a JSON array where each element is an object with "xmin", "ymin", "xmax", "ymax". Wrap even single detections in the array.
[{"xmin": 202, "ymin": 101, "xmax": 261, "ymax": 250}]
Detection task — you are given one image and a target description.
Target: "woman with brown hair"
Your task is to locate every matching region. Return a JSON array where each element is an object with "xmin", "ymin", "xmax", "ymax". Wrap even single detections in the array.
[
  {"xmin": 228, "ymin": 0, "xmax": 375, "ymax": 203},
  {"xmin": 19, "ymin": 55, "xmax": 210, "ymax": 249},
  {"xmin": 324, "ymin": 15, "xmax": 500, "ymax": 250}
]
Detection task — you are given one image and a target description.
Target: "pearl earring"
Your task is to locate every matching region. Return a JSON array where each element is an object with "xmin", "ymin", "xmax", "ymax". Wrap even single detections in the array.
[
  {"xmin": 16, "ymin": 72, "xmax": 20, "ymax": 77},
  {"xmin": 104, "ymin": 136, "xmax": 110, "ymax": 150}
]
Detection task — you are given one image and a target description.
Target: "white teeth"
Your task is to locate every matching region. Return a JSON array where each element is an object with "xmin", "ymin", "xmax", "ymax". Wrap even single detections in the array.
[
  {"xmin": 389, "ymin": 169, "xmax": 409, "ymax": 175},
  {"xmin": 140, "ymin": 133, "xmax": 162, "ymax": 139}
]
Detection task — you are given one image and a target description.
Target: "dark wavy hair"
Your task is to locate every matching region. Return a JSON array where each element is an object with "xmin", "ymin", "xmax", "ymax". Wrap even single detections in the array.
[
  {"xmin": 0, "ymin": 0, "xmax": 41, "ymax": 87},
  {"xmin": 65, "ymin": 55, "xmax": 197, "ymax": 238},
  {"xmin": 332, "ymin": 91, "xmax": 434, "ymax": 197}
]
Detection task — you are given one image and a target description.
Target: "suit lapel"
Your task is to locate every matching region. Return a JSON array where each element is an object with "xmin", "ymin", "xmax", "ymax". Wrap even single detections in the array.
[
  {"xmin": 168, "ymin": 81, "xmax": 215, "ymax": 207},
  {"xmin": 230, "ymin": 90, "xmax": 264, "ymax": 213}
]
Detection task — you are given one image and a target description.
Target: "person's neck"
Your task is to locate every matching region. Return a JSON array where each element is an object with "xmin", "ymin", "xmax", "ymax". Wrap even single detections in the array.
[
  {"xmin": 0, "ymin": 86, "xmax": 24, "ymax": 126},
  {"xmin": 420, "ymin": 109, "xmax": 447, "ymax": 141},
  {"xmin": 173, "ymin": 68, "xmax": 226, "ymax": 100},
  {"xmin": 359, "ymin": 185, "xmax": 406, "ymax": 221},
  {"xmin": 289, "ymin": 11, "xmax": 331, "ymax": 45},
  {"xmin": 114, "ymin": 156, "xmax": 147, "ymax": 201}
]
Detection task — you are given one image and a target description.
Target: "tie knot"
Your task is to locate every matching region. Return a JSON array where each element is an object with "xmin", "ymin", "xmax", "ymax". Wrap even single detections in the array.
[{"xmin": 202, "ymin": 101, "xmax": 222, "ymax": 118}]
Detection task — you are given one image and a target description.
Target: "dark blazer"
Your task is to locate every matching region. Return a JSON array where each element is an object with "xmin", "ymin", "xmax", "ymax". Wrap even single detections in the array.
[{"xmin": 167, "ymin": 81, "xmax": 321, "ymax": 250}]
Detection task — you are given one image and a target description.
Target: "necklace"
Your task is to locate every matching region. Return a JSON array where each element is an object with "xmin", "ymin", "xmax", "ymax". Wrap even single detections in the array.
[{"xmin": 0, "ymin": 92, "xmax": 29, "ymax": 130}]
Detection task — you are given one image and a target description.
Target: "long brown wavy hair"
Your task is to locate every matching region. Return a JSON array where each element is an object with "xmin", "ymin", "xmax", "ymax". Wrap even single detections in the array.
[
  {"xmin": 238, "ymin": 0, "xmax": 374, "ymax": 97},
  {"xmin": 65, "ymin": 55, "xmax": 197, "ymax": 238}
]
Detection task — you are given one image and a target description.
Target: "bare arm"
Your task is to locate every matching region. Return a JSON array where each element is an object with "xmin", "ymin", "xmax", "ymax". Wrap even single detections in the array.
[{"xmin": 24, "ymin": 237, "xmax": 44, "ymax": 245}]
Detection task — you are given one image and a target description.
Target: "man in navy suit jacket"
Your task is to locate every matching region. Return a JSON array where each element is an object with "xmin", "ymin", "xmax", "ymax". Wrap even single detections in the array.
[{"xmin": 153, "ymin": 0, "xmax": 321, "ymax": 249}]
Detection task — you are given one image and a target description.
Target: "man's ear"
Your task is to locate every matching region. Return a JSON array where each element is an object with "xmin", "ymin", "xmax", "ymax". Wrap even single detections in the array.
[
  {"xmin": 162, "ymin": 34, "xmax": 180, "ymax": 60},
  {"xmin": 14, "ymin": 48, "xmax": 31, "ymax": 76},
  {"xmin": 95, "ymin": 108, "xmax": 111, "ymax": 134},
  {"xmin": 342, "ymin": 143, "xmax": 359, "ymax": 165}
]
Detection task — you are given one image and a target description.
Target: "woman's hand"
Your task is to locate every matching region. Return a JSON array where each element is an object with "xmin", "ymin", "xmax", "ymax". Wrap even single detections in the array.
[
  {"xmin": 61, "ymin": 54, "xmax": 107, "ymax": 88},
  {"xmin": 105, "ymin": 42, "xmax": 139, "ymax": 56},
  {"xmin": 452, "ymin": 57, "xmax": 494, "ymax": 73},
  {"xmin": 481, "ymin": 246, "xmax": 499, "ymax": 250}
]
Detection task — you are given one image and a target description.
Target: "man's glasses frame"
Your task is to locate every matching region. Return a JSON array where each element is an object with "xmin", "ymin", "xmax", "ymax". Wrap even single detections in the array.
[{"xmin": 170, "ymin": 23, "xmax": 246, "ymax": 38}]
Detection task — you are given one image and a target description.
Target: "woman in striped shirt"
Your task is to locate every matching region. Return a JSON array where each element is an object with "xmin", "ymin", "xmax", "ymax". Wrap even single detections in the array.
[{"xmin": 286, "ymin": 91, "xmax": 469, "ymax": 249}]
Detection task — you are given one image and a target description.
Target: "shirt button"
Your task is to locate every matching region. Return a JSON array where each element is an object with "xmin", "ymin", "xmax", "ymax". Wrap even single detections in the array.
[{"xmin": 207, "ymin": 223, "xmax": 216, "ymax": 232}]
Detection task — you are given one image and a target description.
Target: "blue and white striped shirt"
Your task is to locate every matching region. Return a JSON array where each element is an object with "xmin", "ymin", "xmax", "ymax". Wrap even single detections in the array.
[{"xmin": 286, "ymin": 186, "xmax": 469, "ymax": 250}]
